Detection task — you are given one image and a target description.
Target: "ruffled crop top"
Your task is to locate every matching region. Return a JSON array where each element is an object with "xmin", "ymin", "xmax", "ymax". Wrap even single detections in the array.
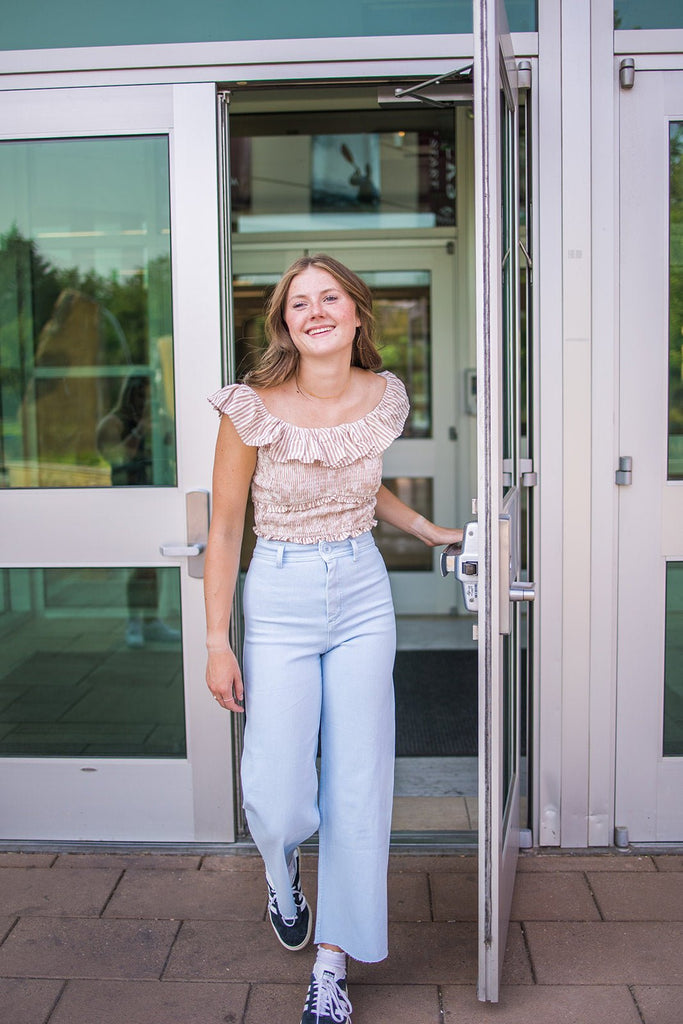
[{"xmin": 208, "ymin": 370, "xmax": 410, "ymax": 544}]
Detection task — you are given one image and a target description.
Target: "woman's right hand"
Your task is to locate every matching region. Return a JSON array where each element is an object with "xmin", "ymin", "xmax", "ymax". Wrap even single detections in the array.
[{"xmin": 206, "ymin": 647, "xmax": 245, "ymax": 713}]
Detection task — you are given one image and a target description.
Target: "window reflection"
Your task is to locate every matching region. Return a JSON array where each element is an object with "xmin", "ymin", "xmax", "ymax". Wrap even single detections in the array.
[
  {"xmin": 663, "ymin": 562, "xmax": 683, "ymax": 757},
  {"xmin": 0, "ymin": 136, "xmax": 176, "ymax": 488},
  {"xmin": 669, "ymin": 123, "xmax": 683, "ymax": 480},
  {"xmin": 374, "ymin": 477, "xmax": 433, "ymax": 571},
  {"xmin": 230, "ymin": 109, "xmax": 456, "ymax": 234},
  {"xmin": 0, "ymin": 567, "xmax": 185, "ymax": 757}
]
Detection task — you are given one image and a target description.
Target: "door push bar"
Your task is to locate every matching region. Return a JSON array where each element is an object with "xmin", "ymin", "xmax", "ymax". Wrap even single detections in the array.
[
  {"xmin": 160, "ymin": 489, "xmax": 209, "ymax": 579},
  {"xmin": 440, "ymin": 519, "xmax": 535, "ymax": 634}
]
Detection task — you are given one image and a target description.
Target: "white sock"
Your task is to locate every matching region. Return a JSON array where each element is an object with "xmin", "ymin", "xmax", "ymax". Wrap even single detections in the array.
[{"xmin": 314, "ymin": 946, "xmax": 347, "ymax": 980}]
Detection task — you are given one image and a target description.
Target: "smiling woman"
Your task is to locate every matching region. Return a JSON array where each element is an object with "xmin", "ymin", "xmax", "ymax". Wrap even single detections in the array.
[{"xmin": 202, "ymin": 252, "xmax": 462, "ymax": 1024}]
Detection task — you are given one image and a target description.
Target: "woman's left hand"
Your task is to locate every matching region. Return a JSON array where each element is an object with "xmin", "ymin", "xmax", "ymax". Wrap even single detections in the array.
[{"xmin": 424, "ymin": 525, "xmax": 464, "ymax": 548}]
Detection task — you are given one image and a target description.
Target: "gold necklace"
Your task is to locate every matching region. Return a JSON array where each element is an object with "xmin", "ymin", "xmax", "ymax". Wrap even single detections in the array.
[{"xmin": 295, "ymin": 373, "xmax": 352, "ymax": 401}]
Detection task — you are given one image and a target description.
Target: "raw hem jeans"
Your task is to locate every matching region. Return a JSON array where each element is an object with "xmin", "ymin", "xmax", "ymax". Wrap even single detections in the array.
[{"xmin": 241, "ymin": 532, "xmax": 396, "ymax": 963}]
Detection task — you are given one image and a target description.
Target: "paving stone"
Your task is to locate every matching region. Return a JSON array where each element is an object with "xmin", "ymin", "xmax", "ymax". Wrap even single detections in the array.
[
  {"xmin": 651, "ymin": 855, "xmax": 683, "ymax": 872},
  {"xmin": 352, "ymin": 921, "xmax": 531, "ymax": 986},
  {"xmin": 392, "ymin": 796, "xmax": 471, "ymax": 830},
  {"xmin": 518, "ymin": 853, "xmax": 656, "ymax": 872},
  {"xmin": 0, "ymin": 853, "xmax": 56, "ymax": 868},
  {"xmin": 0, "ymin": 918, "xmax": 179, "ymax": 979},
  {"xmin": 429, "ymin": 872, "xmax": 478, "ymax": 921},
  {"xmin": 54, "ymin": 853, "xmax": 202, "ymax": 870},
  {"xmin": 201, "ymin": 852, "xmax": 269, "ymax": 871},
  {"xmin": 442, "ymin": 983, "xmax": 642, "ymax": 1023},
  {"xmin": 48, "ymin": 979, "xmax": 249, "ymax": 1024},
  {"xmin": 589, "ymin": 871, "xmax": 683, "ymax": 921},
  {"xmin": 388, "ymin": 872, "xmax": 431, "ymax": 921},
  {"xmin": 0, "ymin": 867, "xmax": 120, "ymax": 917},
  {"xmin": 243, "ymin": 983, "xmax": 306, "ymax": 1024},
  {"xmin": 103, "ymin": 869, "xmax": 266, "ymax": 921},
  {"xmin": 525, "ymin": 922, "xmax": 683, "ymax": 985},
  {"xmin": 510, "ymin": 871, "xmax": 601, "ymax": 921},
  {"xmin": 632, "ymin": 985, "xmax": 683, "ymax": 1024},
  {"xmin": 0, "ymin": 978, "xmax": 64, "ymax": 1024},
  {"xmin": 164, "ymin": 921, "xmax": 314, "ymax": 983},
  {"xmin": 349, "ymin": 983, "xmax": 442, "ymax": 1022},
  {"xmin": 388, "ymin": 854, "xmax": 476, "ymax": 873},
  {"xmin": 253, "ymin": 982, "xmax": 443, "ymax": 1024}
]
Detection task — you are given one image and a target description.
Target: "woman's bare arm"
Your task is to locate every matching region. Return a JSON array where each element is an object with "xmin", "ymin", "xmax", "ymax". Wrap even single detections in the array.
[
  {"xmin": 375, "ymin": 484, "xmax": 463, "ymax": 547},
  {"xmin": 203, "ymin": 414, "xmax": 257, "ymax": 712}
]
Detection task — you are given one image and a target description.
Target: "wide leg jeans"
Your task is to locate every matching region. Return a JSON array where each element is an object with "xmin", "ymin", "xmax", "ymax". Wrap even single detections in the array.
[{"xmin": 241, "ymin": 532, "xmax": 396, "ymax": 963}]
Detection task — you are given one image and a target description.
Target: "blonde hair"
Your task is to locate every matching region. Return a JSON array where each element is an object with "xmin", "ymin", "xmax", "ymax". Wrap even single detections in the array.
[{"xmin": 243, "ymin": 253, "xmax": 381, "ymax": 388}]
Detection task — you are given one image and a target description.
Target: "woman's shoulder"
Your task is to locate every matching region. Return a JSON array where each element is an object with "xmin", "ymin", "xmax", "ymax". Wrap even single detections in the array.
[{"xmin": 207, "ymin": 382, "xmax": 283, "ymax": 447}]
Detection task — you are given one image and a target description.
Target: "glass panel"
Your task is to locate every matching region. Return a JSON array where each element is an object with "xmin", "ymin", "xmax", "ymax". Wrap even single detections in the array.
[
  {"xmin": 230, "ymin": 110, "xmax": 456, "ymax": 234},
  {"xmin": 663, "ymin": 562, "xmax": 683, "ymax": 756},
  {"xmin": 0, "ymin": 136, "xmax": 176, "ymax": 489},
  {"xmin": 0, "ymin": 567, "xmax": 185, "ymax": 757},
  {"xmin": 3, "ymin": 0, "xmax": 536, "ymax": 49},
  {"xmin": 500, "ymin": 95, "xmax": 518, "ymax": 480},
  {"xmin": 374, "ymin": 478, "xmax": 433, "ymax": 571},
  {"xmin": 669, "ymin": 123, "xmax": 683, "ymax": 480},
  {"xmin": 615, "ymin": 2, "xmax": 683, "ymax": 29}
]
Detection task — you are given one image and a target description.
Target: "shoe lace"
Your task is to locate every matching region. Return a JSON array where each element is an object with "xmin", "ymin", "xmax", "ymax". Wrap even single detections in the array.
[
  {"xmin": 306, "ymin": 970, "xmax": 352, "ymax": 1023},
  {"xmin": 267, "ymin": 884, "xmax": 297, "ymax": 927},
  {"xmin": 267, "ymin": 859, "xmax": 307, "ymax": 926}
]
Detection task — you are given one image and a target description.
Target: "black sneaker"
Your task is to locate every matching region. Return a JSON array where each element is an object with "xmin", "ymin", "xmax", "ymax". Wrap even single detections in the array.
[
  {"xmin": 267, "ymin": 848, "xmax": 312, "ymax": 951},
  {"xmin": 300, "ymin": 968, "xmax": 353, "ymax": 1024}
]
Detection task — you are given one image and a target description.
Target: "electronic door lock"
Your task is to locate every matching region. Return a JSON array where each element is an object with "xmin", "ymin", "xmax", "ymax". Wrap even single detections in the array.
[{"xmin": 440, "ymin": 522, "xmax": 479, "ymax": 612}]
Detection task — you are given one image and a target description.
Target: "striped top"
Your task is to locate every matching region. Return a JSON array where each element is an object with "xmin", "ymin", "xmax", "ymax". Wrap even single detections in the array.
[{"xmin": 208, "ymin": 371, "xmax": 409, "ymax": 543}]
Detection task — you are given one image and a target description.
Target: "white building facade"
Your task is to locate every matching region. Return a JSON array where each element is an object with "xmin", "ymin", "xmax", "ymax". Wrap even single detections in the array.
[{"xmin": 0, "ymin": 1, "xmax": 681, "ymax": 884}]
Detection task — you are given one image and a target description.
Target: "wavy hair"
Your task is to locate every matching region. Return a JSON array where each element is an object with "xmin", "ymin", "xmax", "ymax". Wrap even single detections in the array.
[{"xmin": 243, "ymin": 253, "xmax": 382, "ymax": 388}]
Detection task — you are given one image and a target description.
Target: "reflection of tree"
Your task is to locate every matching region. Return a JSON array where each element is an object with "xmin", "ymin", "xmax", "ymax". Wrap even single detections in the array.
[
  {"xmin": 0, "ymin": 225, "xmax": 172, "ymax": 482},
  {"xmin": 0, "ymin": 225, "xmax": 172, "ymax": 373},
  {"xmin": 670, "ymin": 128, "xmax": 683, "ymax": 444},
  {"xmin": 0, "ymin": 227, "xmax": 61, "ymax": 398}
]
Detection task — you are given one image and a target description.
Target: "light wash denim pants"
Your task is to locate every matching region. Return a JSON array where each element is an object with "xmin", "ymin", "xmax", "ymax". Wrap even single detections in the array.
[{"xmin": 241, "ymin": 531, "xmax": 396, "ymax": 963}]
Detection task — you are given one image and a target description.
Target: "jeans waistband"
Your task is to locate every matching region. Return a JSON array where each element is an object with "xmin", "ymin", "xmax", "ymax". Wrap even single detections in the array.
[{"xmin": 253, "ymin": 532, "xmax": 375, "ymax": 567}]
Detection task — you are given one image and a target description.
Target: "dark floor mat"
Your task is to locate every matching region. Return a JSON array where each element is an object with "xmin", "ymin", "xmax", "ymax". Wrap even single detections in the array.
[{"xmin": 394, "ymin": 649, "xmax": 478, "ymax": 757}]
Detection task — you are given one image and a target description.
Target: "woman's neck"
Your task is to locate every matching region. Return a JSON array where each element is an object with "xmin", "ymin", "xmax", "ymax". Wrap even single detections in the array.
[{"xmin": 295, "ymin": 362, "xmax": 354, "ymax": 402}]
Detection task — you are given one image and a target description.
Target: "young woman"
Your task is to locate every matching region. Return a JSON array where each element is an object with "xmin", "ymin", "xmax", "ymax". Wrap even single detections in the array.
[{"xmin": 204, "ymin": 254, "xmax": 462, "ymax": 1024}]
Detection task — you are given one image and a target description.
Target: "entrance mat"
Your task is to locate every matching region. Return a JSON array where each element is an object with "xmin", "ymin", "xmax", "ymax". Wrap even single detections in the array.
[{"xmin": 394, "ymin": 649, "xmax": 478, "ymax": 757}]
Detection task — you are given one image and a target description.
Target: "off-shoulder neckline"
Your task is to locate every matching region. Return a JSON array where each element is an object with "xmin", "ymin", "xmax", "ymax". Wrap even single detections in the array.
[{"xmin": 241, "ymin": 369, "xmax": 393, "ymax": 432}]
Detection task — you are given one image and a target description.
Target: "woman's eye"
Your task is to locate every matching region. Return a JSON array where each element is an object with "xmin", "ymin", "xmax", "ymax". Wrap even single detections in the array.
[
  {"xmin": 323, "ymin": 294, "xmax": 338, "ymax": 302},
  {"xmin": 291, "ymin": 301, "xmax": 306, "ymax": 310}
]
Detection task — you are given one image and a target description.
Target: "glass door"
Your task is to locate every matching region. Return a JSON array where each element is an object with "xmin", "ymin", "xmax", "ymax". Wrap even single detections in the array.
[
  {"xmin": 472, "ymin": 0, "xmax": 529, "ymax": 1002},
  {"xmin": 616, "ymin": 70, "xmax": 683, "ymax": 841},
  {"xmin": 0, "ymin": 85, "xmax": 232, "ymax": 841}
]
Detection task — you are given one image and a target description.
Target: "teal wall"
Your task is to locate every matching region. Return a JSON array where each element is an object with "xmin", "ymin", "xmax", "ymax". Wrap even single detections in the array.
[
  {"xmin": 3, "ymin": 1, "xmax": 536, "ymax": 51},
  {"xmin": 615, "ymin": 1, "xmax": 683, "ymax": 28}
]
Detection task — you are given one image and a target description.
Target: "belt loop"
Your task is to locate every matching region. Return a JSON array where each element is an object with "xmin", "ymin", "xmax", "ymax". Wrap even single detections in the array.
[
  {"xmin": 275, "ymin": 543, "xmax": 285, "ymax": 568},
  {"xmin": 350, "ymin": 537, "xmax": 359, "ymax": 561}
]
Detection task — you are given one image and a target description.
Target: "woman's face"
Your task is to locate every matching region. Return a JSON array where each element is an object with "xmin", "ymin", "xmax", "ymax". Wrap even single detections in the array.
[{"xmin": 284, "ymin": 266, "xmax": 360, "ymax": 362}]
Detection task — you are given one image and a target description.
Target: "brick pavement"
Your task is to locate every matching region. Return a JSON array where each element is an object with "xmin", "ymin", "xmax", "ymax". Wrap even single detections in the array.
[{"xmin": 0, "ymin": 849, "xmax": 681, "ymax": 1023}]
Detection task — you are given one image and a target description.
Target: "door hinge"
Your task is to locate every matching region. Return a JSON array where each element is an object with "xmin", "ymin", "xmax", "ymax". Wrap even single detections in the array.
[
  {"xmin": 619, "ymin": 58, "xmax": 635, "ymax": 90},
  {"xmin": 615, "ymin": 456, "xmax": 633, "ymax": 486},
  {"xmin": 520, "ymin": 458, "xmax": 538, "ymax": 487}
]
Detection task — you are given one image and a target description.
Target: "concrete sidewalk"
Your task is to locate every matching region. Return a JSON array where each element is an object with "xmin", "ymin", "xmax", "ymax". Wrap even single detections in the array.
[{"xmin": 0, "ymin": 848, "xmax": 681, "ymax": 1024}]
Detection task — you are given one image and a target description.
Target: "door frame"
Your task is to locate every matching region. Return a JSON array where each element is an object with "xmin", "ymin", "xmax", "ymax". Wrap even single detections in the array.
[
  {"xmin": 615, "ymin": 66, "xmax": 683, "ymax": 843},
  {"xmin": 0, "ymin": 83, "xmax": 233, "ymax": 842}
]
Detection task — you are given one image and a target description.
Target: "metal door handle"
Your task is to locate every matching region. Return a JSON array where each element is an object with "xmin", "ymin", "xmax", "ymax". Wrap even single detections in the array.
[
  {"xmin": 160, "ymin": 543, "xmax": 205, "ymax": 558},
  {"xmin": 159, "ymin": 490, "xmax": 209, "ymax": 578}
]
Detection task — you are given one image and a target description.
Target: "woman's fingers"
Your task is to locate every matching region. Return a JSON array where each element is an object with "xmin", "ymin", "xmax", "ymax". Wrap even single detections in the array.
[{"xmin": 206, "ymin": 649, "xmax": 245, "ymax": 712}]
